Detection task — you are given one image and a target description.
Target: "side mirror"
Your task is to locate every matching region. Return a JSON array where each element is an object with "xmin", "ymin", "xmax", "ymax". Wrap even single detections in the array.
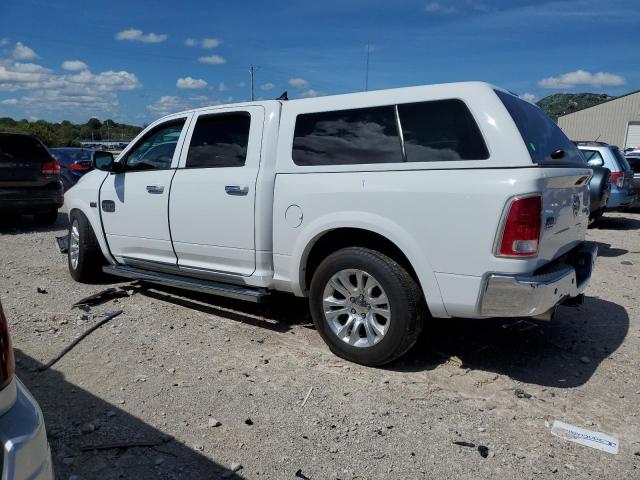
[
  {"xmin": 587, "ymin": 157, "xmax": 604, "ymax": 167},
  {"xmin": 93, "ymin": 151, "xmax": 114, "ymax": 171}
]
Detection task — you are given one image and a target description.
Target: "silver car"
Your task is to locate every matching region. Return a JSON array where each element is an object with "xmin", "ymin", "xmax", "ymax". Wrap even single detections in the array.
[{"xmin": 0, "ymin": 301, "xmax": 53, "ymax": 480}]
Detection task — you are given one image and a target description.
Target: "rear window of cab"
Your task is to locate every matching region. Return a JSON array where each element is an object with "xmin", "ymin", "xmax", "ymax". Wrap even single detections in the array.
[{"xmin": 292, "ymin": 99, "xmax": 489, "ymax": 166}]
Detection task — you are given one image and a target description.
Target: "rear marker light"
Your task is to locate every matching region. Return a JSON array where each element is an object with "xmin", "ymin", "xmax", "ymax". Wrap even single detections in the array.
[
  {"xmin": 498, "ymin": 195, "xmax": 542, "ymax": 257},
  {"xmin": 42, "ymin": 160, "xmax": 61, "ymax": 176},
  {"xmin": 610, "ymin": 172, "xmax": 624, "ymax": 188}
]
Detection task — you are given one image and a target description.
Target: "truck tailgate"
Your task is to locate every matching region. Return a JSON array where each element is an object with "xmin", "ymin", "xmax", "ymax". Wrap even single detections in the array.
[{"xmin": 536, "ymin": 168, "xmax": 591, "ymax": 267}]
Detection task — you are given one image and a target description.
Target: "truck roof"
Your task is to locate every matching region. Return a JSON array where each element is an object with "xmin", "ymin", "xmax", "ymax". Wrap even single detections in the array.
[{"xmin": 163, "ymin": 81, "xmax": 501, "ymax": 119}]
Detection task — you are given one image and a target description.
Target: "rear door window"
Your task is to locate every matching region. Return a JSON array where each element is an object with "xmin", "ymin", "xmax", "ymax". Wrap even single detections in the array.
[
  {"xmin": 495, "ymin": 90, "xmax": 584, "ymax": 167},
  {"xmin": 186, "ymin": 113, "xmax": 251, "ymax": 168},
  {"xmin": 581, "ymin": 149, "xmax": 603, "ymax": 165},
  {"xmin": 398, "ymin": 99, "xmax": 488, "ymax": 162},
  {"xmin": 292, "ymin": 106, "xmax": 402, "ymax": 166}
]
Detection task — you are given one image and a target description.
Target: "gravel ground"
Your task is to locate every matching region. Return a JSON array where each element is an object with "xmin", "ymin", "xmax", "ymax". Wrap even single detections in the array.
[{"xmin": 1, "ymin": 212, "xmax": 639, "ymax": 479}]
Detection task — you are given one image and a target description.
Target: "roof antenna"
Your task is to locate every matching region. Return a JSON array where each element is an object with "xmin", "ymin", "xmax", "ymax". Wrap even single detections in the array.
[
  {"xmin": 594, "ymin": 134, "xmax": 601, "ymax": 142},
  {"xmin": 276, "ymin": 91, "xmax": 288, "ymax": 101}
]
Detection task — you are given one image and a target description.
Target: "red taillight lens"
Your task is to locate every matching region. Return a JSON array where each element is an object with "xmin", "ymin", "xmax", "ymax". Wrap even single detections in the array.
[
  {"xmin": 610, "ymin": 172, "xmax": 624, "ymax": 188},
  {"xmin": 42, "ymin": 160, "xmax": 61, "ymax": 175},
  {"xmin": 0, "ymin": 303, "xmax": 15, "ymax": 390},
  {"xmin": 498, "ymin": 195, "xmax": 542, "ymax": 257},
  {"xmin": 69, "ymin": 162, "xmax": 92, "ymax": 171}
]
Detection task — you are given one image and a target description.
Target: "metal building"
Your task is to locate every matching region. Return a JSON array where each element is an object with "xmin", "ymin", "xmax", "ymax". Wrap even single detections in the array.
[{"xmin": 558, "ymin": 90, "xmax": 640, "ymax": 150}]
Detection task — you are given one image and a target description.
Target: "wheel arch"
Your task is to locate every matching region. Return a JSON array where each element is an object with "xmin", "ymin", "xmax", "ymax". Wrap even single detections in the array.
[
  {"xmin": 68, "ymin": 205, "xmax": 115, "ymax": 265},
  {"xmin": 292, "ymin": 217, "xmax": 447, "ymax": 318}
]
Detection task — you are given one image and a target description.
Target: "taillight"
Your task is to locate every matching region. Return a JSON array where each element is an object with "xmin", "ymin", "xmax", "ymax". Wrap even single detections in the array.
[
  {"xmin": 69, "ymin": 162, "xmax": 92, "ymax": 171},
  {"xmin": 497, "ymin": 195, "xmax": 542, "ymax": 257},
  {"xmin": 0, "ymin": 303, "xmax": 15, "ymax": 390},
  {"xmin": 42, "ymin": 160, "xmax": 61, "ymax": 175},
  {"xmin": 610, "ymin": 172, "xmax": 625, "ymax": 188}
]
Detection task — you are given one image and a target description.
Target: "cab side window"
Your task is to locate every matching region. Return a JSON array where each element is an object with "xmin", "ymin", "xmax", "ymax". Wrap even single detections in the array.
[
  {"xmin": 126, "ymin": 120, "xmax": 186, "ymax": 171},
  {"xmin": 185, "ymin": 112, "xmax": 251, "ymax": 168}
]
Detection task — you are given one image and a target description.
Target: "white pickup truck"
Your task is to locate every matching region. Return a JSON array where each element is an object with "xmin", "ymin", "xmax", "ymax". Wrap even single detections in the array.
[{"xmin": 64, "ymin": 82, "xmax": 597, "ymax": 366}]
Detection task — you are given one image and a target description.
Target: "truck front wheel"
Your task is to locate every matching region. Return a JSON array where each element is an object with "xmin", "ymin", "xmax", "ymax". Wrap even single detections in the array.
[
  {"xmin": 68, "ymin": 211, "xmax": 104, "ymax": 283},
  {"xmin": 309, "ymin": 247, "xmax": 424, "ymax": 366}
]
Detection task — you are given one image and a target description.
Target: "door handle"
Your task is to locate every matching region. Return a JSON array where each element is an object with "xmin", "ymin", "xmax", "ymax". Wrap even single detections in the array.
[
  {"xmin": 146, "ymin": 185, "xmax": 165, "ymax": 194},
  {"xmin": 225, "ymin": 184, "xmax": 249, "ymax": 196}
]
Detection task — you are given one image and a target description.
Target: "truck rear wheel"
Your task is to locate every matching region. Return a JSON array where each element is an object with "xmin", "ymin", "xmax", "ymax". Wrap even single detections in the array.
[
  {"xmin": 68, "ymin": 211, "xmax": 104, "ymax": 283},
  {"xmin": 309, "ymin": 247, "xmax": 424, "ymax": 366}
]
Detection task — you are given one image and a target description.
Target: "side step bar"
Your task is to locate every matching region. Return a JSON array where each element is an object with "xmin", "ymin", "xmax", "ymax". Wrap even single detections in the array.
[{"xmin": 103, "ymin": 265, "xmax": 269, "ymax": 303}]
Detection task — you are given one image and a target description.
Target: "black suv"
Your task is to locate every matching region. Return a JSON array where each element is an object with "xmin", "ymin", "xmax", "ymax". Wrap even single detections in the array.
[{"xmin": 0, "ymin": 132, "xmax": 63, "ymax": 225}]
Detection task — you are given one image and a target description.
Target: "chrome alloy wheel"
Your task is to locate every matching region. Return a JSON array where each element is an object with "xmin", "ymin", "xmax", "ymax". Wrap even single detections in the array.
[
  {"xmin": 69, "ymin": 219, "xmax": 80, "ymax": 270},
  {"xmin": 322, "ymin": 269, "xmax": 391, "ymax": 348}
]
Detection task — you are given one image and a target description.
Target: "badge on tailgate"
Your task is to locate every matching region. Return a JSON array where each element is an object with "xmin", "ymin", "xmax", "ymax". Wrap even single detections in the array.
[{"xmin": 572, "ymin": 194, "xmax": 580, "ymax": 217}]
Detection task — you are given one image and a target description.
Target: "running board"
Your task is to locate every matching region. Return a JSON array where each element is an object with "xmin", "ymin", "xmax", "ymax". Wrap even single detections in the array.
[{"xmin": 103, "ymin": 265, "xmax": 269, "ymax": 303}]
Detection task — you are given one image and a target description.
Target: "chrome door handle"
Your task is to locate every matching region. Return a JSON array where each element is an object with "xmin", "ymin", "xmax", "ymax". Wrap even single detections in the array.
[
  {"xmin": 146, "ymin": 185, "xmax": 165, "ymax": 194},
  {"xmin": 225, "ymin": 184, "xmax": 249, "ymax": 195}
]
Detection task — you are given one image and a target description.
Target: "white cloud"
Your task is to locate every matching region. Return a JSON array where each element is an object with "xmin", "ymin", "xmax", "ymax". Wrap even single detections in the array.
[
  {"xmin": 424, "ymin": 2, "xmax": 457, "ymax": 14},
  {"xmin": 288, "ymin": 77, "xmax": 308, "ymax": 88},
  {"xmin": 115, "ymin": 28, "xmax": 167, "ymax": 43},
  {"xmin": 185, "ymin": 37, "xmax": 221, "ymax": 49},
  {"xmin": 61, "ymin": 60, "xmax": 88, "ymax": 71},
  {"xmin": 176, "ymin": 76, "xmax": 208, "ymax": 89},
  {"xmin": 218, "ymin": 82, "xmax": 227, "ymax": 92},
  {"xmin": 260, "ymin": 82, "xmax": 275, "ymax": 91},
  {"xmin": 202, "ymin": 38, "xmax": 221, "ymax": 49},
  {"xmin": 12, "ymin": 42, "xmax": 39, "ymax": 60},
  {"xmin": 538, "ymin": 70, "xmax": 625, "ymax": 89},
  {"xmin": 148, "ymin": 94, "xmax": 224, "ymax": 116},
  {"xmin": 0, "ymin": 57, "xmax": 140, "ymax": 115},
  {"xmin": 1, "ymin": 98, "xmax": 18, "ymax": 105},
  {"xmin": 299, "ymin": 89, "xmax": 320, "ymax": 98},
  {"xmin": 521, "ymin": 92, "xmax": 537, "ymax": 103},
  {"xmin": 198, "ymin": 55, "xmax": 226, "ymax": 65}
]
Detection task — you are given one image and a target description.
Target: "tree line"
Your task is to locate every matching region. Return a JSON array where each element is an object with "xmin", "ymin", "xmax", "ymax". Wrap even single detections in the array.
[{"xmin": 0, "ymin": 117, "xmax": 143, "ymax": 147}]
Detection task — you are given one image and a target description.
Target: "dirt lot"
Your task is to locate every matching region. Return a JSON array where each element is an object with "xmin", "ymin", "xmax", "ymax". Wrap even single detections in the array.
[{"xmin": 1, "ymin": 212, "xmax": 639, "ymax": 479}]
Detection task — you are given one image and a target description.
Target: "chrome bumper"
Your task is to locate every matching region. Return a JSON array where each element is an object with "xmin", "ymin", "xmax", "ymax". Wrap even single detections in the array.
[
  {"xmin": 0, "ymin": 378, "xmax": 53, "ymax": 480},
  {"xmin": 480, "ymin": 242, "xmax": 597, "ymax": 318}
]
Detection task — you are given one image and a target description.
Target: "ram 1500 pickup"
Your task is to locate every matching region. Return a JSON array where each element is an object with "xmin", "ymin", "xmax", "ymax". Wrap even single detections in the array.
[{"xmin": 64, "ymin": 82, "xmax": 596, "ymax": 366}]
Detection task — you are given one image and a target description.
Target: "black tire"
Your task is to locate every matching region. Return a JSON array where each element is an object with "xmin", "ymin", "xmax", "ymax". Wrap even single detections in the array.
[
  {"xmin": 589, "ymin": 208, "xmax": 604, "ymax": 227},
  {"xmin": 34, "ymin": 209, "xmax": 59, "ymax": 226},
  {"xmin": 309, "ymin": 247, "xmax": 425, "ymax": 366},
  {"xmin": 68, "ymin": 210, "xmax": 104, "ymax": 282}
]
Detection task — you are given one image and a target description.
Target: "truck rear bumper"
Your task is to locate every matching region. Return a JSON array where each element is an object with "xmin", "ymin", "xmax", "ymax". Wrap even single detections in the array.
[{"xmin": 479, "ymin": 242, "xmax": 597, "ymax": 318}]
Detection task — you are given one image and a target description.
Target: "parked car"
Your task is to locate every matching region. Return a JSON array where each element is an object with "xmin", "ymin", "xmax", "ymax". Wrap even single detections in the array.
[
  {"xmin": 0, "ymin": 132, "xmax": 63, "ymax": 225},
  {"xmin": 624, "ymin": 152, "xmax": 640, "ymax": 208},
  {"xmin": 576, "ymin": 142, "xmax": 637, "ymax": 211},
  {"xmin": 64, "ymin": 82, "xmax": 596, "ymax": 366},
  {"xmin": 48, "ymin": 148, "xmax": 94, "ymax": 191},
  {"xmin": 576, "ymin": 148, "xmax": 610, "ymax": 223},
  {"xmin": 0, "ymin": 301, "xmax": 53, "ymax": 479}
]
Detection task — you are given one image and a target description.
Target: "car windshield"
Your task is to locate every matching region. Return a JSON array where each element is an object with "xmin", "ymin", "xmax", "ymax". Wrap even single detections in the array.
[
  {"xmin": 49, "ymin": 148, "xmax": 93, "ymax": 165},
  {"xmin": 0, "ymin": 134, "xmax": 51, "ymax": 162}
]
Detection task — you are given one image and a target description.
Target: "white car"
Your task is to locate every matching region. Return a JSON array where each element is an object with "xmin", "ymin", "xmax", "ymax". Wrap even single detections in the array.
[
  {"xmin": 64, "ymin": 82, "xmax": 596, "ymax": 366},
  {"xmin": 0, "ymin": 302, "xmax": 53, "ymax": 480}
]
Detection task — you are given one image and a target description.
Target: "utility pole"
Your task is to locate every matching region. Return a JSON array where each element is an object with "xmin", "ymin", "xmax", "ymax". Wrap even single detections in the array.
[
  {"xmin": 365, "ymin": 41, "xmax": 370, "ymax": 92},
  {"xmin": 249, "ymin": 65, "xmax": 255, "ymax": 101}
]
